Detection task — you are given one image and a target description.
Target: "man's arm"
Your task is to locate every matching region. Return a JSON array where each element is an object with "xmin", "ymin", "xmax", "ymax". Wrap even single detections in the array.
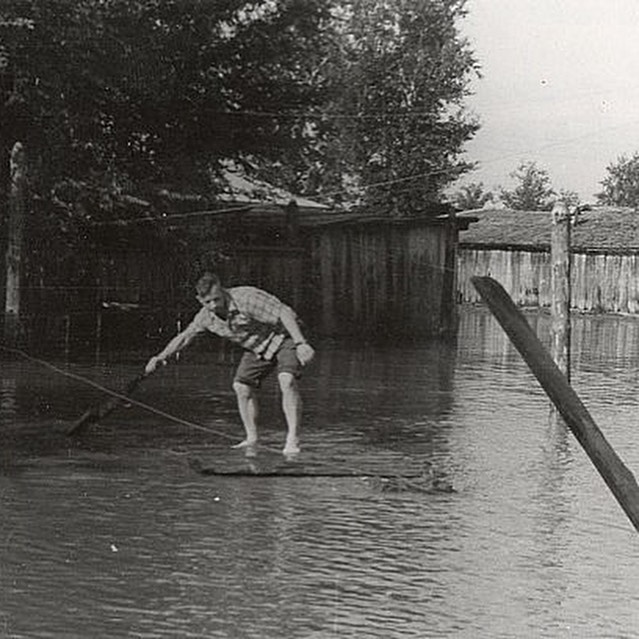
[
  {"xmin": 280, "ymin": 305, "xmax": 315, "ymax": 366},
  {"xmin": 237, "ymin": 287, "xmax": 315, "ymax": 366},
  {"xmin": 145, "ymin": 322, "xmax": 201, "ymax": 373}
]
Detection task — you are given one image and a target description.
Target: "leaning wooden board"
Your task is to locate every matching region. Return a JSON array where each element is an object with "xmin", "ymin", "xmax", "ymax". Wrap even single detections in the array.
[{"xmin": 472, "ymin": 275, "xmax": 639, "ymax": 532}]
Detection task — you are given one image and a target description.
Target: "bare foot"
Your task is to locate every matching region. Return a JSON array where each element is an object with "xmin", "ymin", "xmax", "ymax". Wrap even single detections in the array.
[
  {"xmin": 283, "ymin": 440, "xmax": 301, "ymax": 456},
  {"xmin": 232, "ymin": 440, "xmax": 258, "ymax": 458},
  {"xmin": 231, "ymin": 439, "xmax": 258, "ymax": 449}
]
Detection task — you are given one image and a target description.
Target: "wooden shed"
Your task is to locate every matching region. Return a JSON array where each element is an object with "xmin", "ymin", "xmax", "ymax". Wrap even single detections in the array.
[
  {"xmin": 93, "ymin": 204, "xmax": 469, "ymax": 342},
  {"xmin": 12, "ymin": 166, "xmax": 471, "ymax": 349},
  {"xmin": 457, "ymin": 206, "xmax": 639, "ymax": 313}
]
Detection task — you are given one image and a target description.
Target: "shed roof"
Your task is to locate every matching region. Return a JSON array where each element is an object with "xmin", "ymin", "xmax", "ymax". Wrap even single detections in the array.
[
  {"xmin": 218, "ymin": 164, "xmax": 329, "ymax": 210},
  {"xmin": 161, "ymin": 204, "xmax": 470, "ymax": 229},
  {"xmin": 458, "ymin": 206, "xmax": 639, "ymax": 253},
  {"xmin": 96, "ymin": 168, "xmax": 467, "ymax": 231}
]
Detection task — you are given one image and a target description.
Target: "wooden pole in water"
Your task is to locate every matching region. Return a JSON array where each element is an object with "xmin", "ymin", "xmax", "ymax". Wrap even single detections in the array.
[
  {"xmin": 472, "ymin": 275, "xmax": 639, "ymax": 532},
  {"xmin": 94, "ymin": 310, "xmax": 102, "ymax": 363},
  {"xmin": 550, "ymin": 201, "xmax": 571, "ymax": 381},
  {"xmin": 64, "ymin": 314, "xmax": 71, "ymax": 359},
  {"xmin": 4, "ymin": 142, "xmax": 26, "ymax": 345}
]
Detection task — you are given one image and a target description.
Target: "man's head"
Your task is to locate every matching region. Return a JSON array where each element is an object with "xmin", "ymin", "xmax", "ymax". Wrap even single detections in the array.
[{"xmin": 195, "ymin": 272, "xmax": 228, "ymax": 316}]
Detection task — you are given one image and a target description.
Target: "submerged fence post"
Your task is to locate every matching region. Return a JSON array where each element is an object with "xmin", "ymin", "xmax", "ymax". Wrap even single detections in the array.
[
  {"xmin": 549, "ymin": 201, "xmax": 571, "ymax": 427},
  {"xmin": 4, "ymin": 142, "xmax": 26, "ymax": 345},
  {"xmin": 550, "ymin": 200, "xmax": 571, "ymax": 382}
]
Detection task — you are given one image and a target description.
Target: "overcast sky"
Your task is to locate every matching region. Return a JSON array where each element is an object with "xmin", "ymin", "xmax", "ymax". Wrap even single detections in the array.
[{"xmin": 458, "ymin": 0, "xmax": 639, "ymax": 201}]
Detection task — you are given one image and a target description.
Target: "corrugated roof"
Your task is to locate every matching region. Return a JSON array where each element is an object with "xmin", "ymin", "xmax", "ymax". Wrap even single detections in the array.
[{"xmin": 458, "ymin": 206, "xmax": 639, "ymax": 253}]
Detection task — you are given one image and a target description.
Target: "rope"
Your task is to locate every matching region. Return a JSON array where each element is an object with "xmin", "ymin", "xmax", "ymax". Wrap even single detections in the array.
[
  {"xmin": 0, "ymin": 344, "xmax": 238, "ymax": 441},
  {"xmin": 3, "ymin": 343, "xmax": 637, "ymax": 535},
  {"xmin": 0, "ymin": 344, "xmax": 434, "ymax": 489}
]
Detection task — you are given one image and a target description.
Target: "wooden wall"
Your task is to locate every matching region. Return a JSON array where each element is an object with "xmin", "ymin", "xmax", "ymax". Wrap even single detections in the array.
[
  {"xmin": 18, "ymin": 219, "xmax": 460, "ymax": 348},
  {"xmin": 218, "ymin": 247, "xmax": 304, "ymax": 310},
  {"xmin": 458, "ymin": 247, "xmax": 639, "ymax": 314},
  {"xmin": 308, "ymin": 223, "xmax": 456, "ymax": 337}
]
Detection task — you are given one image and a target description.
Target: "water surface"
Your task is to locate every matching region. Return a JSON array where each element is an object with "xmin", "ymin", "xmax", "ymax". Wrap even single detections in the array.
[{"xmin": 2, "ymin": 308, "xmax": 639, "ymax": 638}]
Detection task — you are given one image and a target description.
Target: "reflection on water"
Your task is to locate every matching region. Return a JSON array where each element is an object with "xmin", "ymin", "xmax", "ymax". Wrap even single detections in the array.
[{"xmin": 2, "ymin": 307, "xmax": 639, "ymax": 638}]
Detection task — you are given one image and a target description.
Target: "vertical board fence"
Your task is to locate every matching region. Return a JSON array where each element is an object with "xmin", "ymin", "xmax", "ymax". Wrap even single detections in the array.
[
  {"xmin": 220, "ymin": 247, "xmax": 304, "ymax": 311},
  {"xmin": 458, "ymin": 248, "xmax": 639, "ymax": 314}
]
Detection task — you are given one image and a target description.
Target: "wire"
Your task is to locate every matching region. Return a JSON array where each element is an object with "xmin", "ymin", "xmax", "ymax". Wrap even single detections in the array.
[
  {"xmin": 4, "ymin": 343, "xmax": 638, "ymax": 534},
  {"xmin": 1, "ymin": 344, "xmax": 227, "ymax": 437},
  {"xmin": 187, "ymin": 107, "xmax": 459, "ymax": 121},
  {"xmin": 0, "ymin": 344, "xmax": 438, "ymax": 490},
  {"xmin": 89, "ymin": 203, "xmax": 252, "ymax": 226},
  {"xmin": 86, "ymin": 163, "xmax": 462, "ymax": 227}
]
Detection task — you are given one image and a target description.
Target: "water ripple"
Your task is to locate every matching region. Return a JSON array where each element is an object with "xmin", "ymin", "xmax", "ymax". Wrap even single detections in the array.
[{"xmin": 3, "ymin": 310, "xmax": 639, "ymax": 637}]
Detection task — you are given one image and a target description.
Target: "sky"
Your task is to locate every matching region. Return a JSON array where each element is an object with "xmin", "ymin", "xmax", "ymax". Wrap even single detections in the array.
[{"xmin": 458, "ymin": 0, "xmax": 639, "ymax": 202}]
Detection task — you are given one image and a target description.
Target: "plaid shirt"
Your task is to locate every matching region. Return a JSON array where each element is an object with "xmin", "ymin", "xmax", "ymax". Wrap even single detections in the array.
[{"xmin": 186, "ymin": 286, "xmax": 289, "ymax": 360}]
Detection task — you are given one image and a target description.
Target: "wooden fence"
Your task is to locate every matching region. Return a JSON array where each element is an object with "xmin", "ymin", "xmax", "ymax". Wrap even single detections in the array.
[{"xmin": 458, "ymin": 247, "xmax": 639, "ymax": 314}]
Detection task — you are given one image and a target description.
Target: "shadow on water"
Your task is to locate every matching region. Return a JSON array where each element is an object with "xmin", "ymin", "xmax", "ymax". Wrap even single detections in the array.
[{"xmin": 3, "ymin": 307, "xmax": 639, "ymax": 637}]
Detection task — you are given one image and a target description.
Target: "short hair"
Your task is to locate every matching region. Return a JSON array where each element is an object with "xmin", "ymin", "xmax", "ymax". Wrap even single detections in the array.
[{"xmin": 195, "ymin": 271, "xmax": 221, "ymax": 297}]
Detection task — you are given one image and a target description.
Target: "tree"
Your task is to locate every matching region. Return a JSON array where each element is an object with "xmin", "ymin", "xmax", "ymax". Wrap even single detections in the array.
[
  {"xmin": 499, "ymin": 161, "xmax": 555, "ymax": 211},
  {"xmin": 0, "ymin": 0, "xmax": 340, "ymax": 304},
  {"xmin": 597, "ymin": 153, "xmax": 639, "ymax": 208},
  {"xmin": 1, "ymin": 0, "xmax": 333, "ymax": 216},
  {"xmin": 557, "ymin": 189, "xmax": 581, "ymax": 208},
  {"xmin": 1, "ymin": 0, "xmax": 480, "ymax": 225},
  {"xmin": 452, "ymin": 182, "xmax": 493, "ymax": 210},
  {"xmin": 284, "ymin": 0, "xmax": 480, "ymax": 216}
]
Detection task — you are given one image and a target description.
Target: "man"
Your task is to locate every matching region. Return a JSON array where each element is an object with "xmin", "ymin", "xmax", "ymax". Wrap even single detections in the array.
[{"xmin": 145, "ymin": 272, "xmax": 315, "ymax": 455}]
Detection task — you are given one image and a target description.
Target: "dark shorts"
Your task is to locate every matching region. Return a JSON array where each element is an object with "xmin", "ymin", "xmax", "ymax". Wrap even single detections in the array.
[{"xmin": 233, "ymin": 338, "xmax": 302, "ymax": 388}]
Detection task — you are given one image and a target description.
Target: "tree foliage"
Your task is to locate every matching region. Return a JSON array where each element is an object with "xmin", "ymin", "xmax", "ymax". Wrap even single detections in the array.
[
  {"xmin": 499, "ymin": 161, "xmax": 555, "ymax": 211},
  {"xmin": 597, "ymin": 153, "xmax": 639, "ymax": 208},
  {"xmin": 557, "ymin": 188, "xmax": 580, "ymax": 208},
  {"xmin": 308, "ymin": 0, "xmax": 480, "ymax": 215},
  {"xmin": 452, "ymin": 181, "xmax": 492, "ymax": 210},
  {"xmin": 1, "ymin": 0, "xmax": 332, "ymax": 216},
  {"xmin": 0, "ymin": 0, "xmax": 479, "ymax": 226}
]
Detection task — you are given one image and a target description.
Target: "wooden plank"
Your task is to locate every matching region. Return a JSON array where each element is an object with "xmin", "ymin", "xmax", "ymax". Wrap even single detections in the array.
[
  {"xmin": 66, "ymin": 371, "xmax": 149, "ymax": 435},
  {"xmin": 191, "ymin": 466, "xmax": 422, "ymax": 478},
  {"xmin": 472, "ymin": 275, "xmax": 639, "ymax": 532},
  {"xmin": 188, "ymin": 459, "xmax": 456, "ymax": 493}
]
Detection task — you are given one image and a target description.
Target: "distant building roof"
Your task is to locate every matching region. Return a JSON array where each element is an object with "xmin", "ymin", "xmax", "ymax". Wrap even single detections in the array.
[
  {"xmin": 458, "ymin": 206, "xmax": 639, "ymax": 253},
  {"xmin": 106, "ymin": 169, "xmax": 466, "ymax": 231},
  {"xmin": 201, "ymin": 203, "xmax": 467, "ymax": 230},
  {"xmin": 218, "ymin": 163, "xmax": 329, "ymax": 210}
]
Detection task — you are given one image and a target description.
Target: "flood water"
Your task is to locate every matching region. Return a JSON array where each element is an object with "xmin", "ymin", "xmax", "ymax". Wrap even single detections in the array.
[{"xmin": 2, "ymin": 306, "xmax": 639, "ymax": 638}]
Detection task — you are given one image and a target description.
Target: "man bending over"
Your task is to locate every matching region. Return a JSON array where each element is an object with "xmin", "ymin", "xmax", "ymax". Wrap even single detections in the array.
[{"xmin": 145, "ymin": 272, "xmax": 315, "ymax": 455}]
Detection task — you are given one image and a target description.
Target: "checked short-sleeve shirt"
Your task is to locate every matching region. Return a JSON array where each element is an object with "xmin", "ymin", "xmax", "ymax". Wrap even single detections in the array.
[{"xmin": 186, "ymin": 286, "xmax": 289, "ymax": 360}]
